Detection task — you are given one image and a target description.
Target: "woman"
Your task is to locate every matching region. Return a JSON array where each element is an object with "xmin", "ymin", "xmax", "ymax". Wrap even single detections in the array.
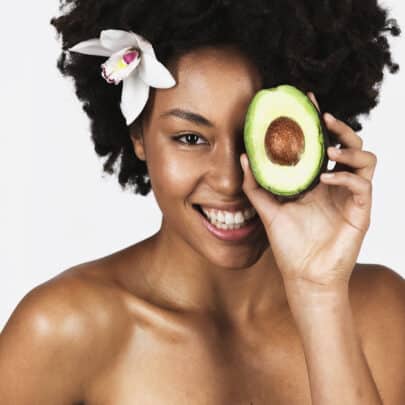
[{"xmin": 0, "ymin": 0, "xmax": 404, "ymax": 404}]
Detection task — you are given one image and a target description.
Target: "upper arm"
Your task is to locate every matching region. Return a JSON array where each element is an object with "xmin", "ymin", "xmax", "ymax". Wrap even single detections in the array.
[
  {"xmin": 0, "ymin": 276, "xmax": 90, "ymax": 405},
  {"xmin": 356, "ymin": 265, "xmax": 405, "ymax": 405}
]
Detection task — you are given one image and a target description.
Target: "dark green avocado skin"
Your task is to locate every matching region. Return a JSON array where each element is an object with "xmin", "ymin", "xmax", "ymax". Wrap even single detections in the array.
[{"xmin": 273, "ymin": 104, "xmax": 334, "ymax": 203}]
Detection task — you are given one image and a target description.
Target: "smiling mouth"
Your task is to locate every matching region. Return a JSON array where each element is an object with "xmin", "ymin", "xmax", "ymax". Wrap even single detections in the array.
[{"xmin": 192, "ymin": 204, "xmax": 258, "ymax": 225}]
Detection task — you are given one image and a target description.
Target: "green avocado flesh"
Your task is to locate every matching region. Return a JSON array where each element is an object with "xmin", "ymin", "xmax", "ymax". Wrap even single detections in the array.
[{"xmin": 244, "ymin": 84, "xmax": 328, "ymax": 198}]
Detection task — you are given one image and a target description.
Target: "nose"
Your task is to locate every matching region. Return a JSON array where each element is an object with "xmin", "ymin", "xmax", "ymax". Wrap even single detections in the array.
[{"xmin": 207, "ymin": 136, "xmax": 246, "ymax": 197}]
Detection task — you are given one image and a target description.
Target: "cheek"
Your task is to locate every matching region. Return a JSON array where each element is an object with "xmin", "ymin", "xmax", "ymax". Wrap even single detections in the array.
[{"xmin": 146, "ymin": 142, "xmax": 203, "ymax": 202}]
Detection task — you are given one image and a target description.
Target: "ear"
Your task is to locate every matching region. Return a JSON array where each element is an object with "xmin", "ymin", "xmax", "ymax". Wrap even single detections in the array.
[{"xmin": 130, "ymin": 125, "xmax": 146, "ymax": 162}]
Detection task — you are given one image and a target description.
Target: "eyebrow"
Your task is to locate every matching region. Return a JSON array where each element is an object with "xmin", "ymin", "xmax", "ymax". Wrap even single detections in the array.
[{"xmin": 160, "ymin": 108, "xmax": 214, "ymax": 128}]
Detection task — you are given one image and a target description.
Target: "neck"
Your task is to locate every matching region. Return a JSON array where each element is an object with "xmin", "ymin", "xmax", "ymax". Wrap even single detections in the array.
[{"xmin": 142, "ymin": 219, "xmax": 289, "ymax": 326}]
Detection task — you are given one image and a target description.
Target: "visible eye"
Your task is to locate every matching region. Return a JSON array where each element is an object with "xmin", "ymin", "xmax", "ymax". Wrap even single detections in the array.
[{"xmin": 173, "ymin": 133, "xmax": 208, "ymax": 146}]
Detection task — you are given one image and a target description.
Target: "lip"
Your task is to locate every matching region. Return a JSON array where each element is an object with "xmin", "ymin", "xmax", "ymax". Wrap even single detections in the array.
[{"xmin": 194, "ymin": 206, "xmax": 261, "ymax": 242}]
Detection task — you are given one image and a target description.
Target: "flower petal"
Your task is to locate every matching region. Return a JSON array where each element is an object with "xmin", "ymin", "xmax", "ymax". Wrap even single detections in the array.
[
  {"xmin": 133, "ymin": 33, "xmax": 155, "ymax": 56},
  {"xmin": 121, "ymin": 74, "xmax": 150, "ymax": 126},
  {"xmin": 139, "ymin": 53, "xmax": 176, "ymax": 88},
  {"xmin": 100, "ymin": 29, "xmax": 140, "ymax": 52},
  {"xmin": 68, "ymin": 39, "xmax": 112, "ymax": 57}
]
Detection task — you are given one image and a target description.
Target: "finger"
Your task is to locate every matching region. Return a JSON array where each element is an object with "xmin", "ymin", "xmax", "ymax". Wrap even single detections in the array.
[
  {"xmin": 320, "ymin": 171, "xmax": 372, "ymax": 213},
  {"xmin": 307, "ymin": 92, "xmax": 320, "ymax": 112},
  {"xmin": 320, "ymin": 171, "xmax": 372, "ymax": 233},
  {"xmin": 324, "ymin": 113, "xmax": 363, "ymax": 150},
  {"xmin": 306, "ymin": 95, "xmax": 352, "ymax": 173},
  {"xmin": 240, "ymin": 154, "xmax": 280, "ymax": 225},
  {"xmin": 327, "ymin": 147, "xmax": 377, "ymax": 181}
]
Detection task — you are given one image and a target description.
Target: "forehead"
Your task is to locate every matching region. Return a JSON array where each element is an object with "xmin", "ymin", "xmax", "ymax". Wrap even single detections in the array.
[{"xmin": 150, "ymin": 46, "xmax": 262, "ymax": 119}]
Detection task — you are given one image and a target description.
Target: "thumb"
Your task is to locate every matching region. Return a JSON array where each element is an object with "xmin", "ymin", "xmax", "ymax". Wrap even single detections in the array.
[{"xmin": 240, "ymin": 153, "xmax": 280, "ymax": 225}]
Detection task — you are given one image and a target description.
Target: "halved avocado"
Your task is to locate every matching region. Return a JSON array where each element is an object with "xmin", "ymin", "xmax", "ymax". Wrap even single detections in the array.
[{"xmin": 244, "ymin": 84, "xmax": 332, "ymax": 201}]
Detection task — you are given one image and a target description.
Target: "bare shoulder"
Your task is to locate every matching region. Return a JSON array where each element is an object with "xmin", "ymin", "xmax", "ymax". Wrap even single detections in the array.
[
  {"xmin": 349, "ymin": 263, "xmax": 405, "ymax": 334},
  {"xmin": 349, "ymin": 263, "xmax": 405, "ymax": 403},
  {"xmin": 0, "ymin": 259, "xmax": 134, "ymax": 404}
]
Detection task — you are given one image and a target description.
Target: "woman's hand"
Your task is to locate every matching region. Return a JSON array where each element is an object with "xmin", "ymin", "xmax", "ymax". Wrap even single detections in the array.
[{"xmin": 240, "ymin": 92, "xmax": 377, "ymax": 290}]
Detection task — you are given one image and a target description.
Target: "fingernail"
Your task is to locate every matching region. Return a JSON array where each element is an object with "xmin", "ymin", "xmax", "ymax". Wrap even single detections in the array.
[
  {"xmin": 324, "ymin": 112, "xmax": 335, "ymax": 122},
  {"xmin": 322, "ymin": 173, "xmax": 335, "ymax": 179},
  {"xmin": 240, "ymin": 154, "xmax": 247, "ymax": 171},
  {"xmin": 328, "ymin": 146, "xmax": 342, "ymax": 155}
]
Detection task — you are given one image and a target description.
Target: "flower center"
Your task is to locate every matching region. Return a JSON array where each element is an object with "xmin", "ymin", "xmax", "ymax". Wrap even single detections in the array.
[{"xmin": 123, "ymin": 49, "xmax": 140, "ymax": 65}]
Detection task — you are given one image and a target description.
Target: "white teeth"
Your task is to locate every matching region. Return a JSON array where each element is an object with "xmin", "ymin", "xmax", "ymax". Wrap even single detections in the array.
[
  {"xmin": 224, "ymin": 212, "xmax": 233, "ymax": 225},
  {"xmin": 234, "ymin": 212, "xmax": 244, "ymax": 224},
  {"xmin": 201, "ymin": 206, "xmax": 257, "ymax": 226}
]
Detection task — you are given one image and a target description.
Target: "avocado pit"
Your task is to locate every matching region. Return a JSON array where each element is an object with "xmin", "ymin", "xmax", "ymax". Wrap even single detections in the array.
[{"xmin": 264, "ymin": 116, "xmax": 305, "ymax": 166}]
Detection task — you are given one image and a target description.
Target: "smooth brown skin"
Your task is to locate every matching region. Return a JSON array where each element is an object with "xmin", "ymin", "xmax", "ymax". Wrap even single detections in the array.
[{"xmin": 1, "ymin": 46, "xmax": 405, "ymax": 405}]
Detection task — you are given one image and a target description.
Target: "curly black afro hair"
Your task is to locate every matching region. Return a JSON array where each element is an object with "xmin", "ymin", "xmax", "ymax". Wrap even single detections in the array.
[{"xmin": 50, "ymin": 0, "xmax": 401, "ymax": 196}]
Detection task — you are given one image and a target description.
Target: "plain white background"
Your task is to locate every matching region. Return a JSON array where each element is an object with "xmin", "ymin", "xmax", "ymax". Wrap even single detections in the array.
[{"xmin": 1, "ymin": 1, "xmax": 404, "ymax": 330}]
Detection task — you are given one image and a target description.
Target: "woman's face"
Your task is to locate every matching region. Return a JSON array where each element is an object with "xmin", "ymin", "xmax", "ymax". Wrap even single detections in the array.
[{"xmin": 131, "ymin": 45, "xmax": 270, "ymax": 269}]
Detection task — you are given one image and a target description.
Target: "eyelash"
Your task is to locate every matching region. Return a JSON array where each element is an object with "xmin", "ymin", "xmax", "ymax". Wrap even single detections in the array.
[{"xmin": 173, "ymin": 133, "xmax": 208, "ymax": 146}]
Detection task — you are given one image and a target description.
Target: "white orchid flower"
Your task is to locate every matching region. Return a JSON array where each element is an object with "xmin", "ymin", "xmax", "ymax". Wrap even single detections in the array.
[{"xmin": 68, "ymin": 29, "xmax": 176, "ymax": 126}]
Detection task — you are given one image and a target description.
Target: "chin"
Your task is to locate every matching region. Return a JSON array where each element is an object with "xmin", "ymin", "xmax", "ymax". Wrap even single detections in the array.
[{"xmin": 204, "ymin": 242, "xmax": 269, "ymax": 271}]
